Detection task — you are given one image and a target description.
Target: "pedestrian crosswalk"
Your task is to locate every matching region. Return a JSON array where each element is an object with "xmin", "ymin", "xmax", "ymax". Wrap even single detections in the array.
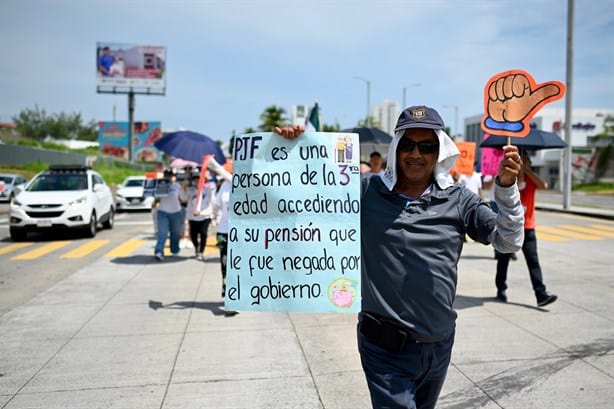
[
  {"xmin": 1, "ymin": 224, "xmax": 613, "ymax": 261},
  {"xmin": 1, "ymin": 236, "xmax": 220, "ymax": 261},
  {"xmin": 536, "ymin": 223, "xmax": 614, "ymax": 242}
]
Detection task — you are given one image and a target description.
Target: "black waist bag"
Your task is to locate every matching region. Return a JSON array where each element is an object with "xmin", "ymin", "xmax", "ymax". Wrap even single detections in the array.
[{"xmin": 360, "ymin": 313, "xmax": 413, "ymax": 354}]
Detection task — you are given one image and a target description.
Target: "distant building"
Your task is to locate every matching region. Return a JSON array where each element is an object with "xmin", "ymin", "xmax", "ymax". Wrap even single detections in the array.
[
  {"xmin": 0, "ymin": 122, "xmax": 17, "ymax": 129},
  {"xmin": 372, "ymin": 100, "xmax": 399, "ymax": 135},
  {"xmin": 291, "ymin": 104, "xmax": 308, "ymax": 127},
  {"xmin": 464, "ymin": 108, "xmax": 614, "ymax": 187}
]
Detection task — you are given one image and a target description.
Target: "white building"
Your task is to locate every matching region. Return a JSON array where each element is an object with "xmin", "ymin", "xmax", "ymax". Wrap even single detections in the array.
[
  {"xmin": 372, "ymin": 100, "xmax": 399, "ymax": 135},
  {"xmin": 291, "ymin": 104, "xmax": 308, "ymax": 127},
  {"xmin": 464, "ymin": 108, "xmax": 613, "ymax": 188}
]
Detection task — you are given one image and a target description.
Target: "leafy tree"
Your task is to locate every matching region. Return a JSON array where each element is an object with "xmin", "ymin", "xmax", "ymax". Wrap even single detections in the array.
[
  {"xmin": 322, "ymin": 122, "xmax": 341, "ymax": 132},
  {"xmin": 12, "ymin": 106, "xmax": 97, "ymax": 141},
  {"xmin": 243, "ymin": 127, "xmax": 257, "ymax": 134},
  {"xmin": 259, "ymin": 105, "xmax": 287, "ymax": 131},
  {"xmin": 357, "ymin": 116, "xmax": 380, "ymax": 129},
  {"xmin": 12, "ymin": 105, "xmax": 51, "ymax": 140}
]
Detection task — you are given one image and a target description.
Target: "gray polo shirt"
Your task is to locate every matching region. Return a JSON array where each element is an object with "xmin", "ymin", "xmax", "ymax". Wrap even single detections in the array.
[{"xmin": 360, "ymin": 176, "xmax": 523, "ymax": 341}]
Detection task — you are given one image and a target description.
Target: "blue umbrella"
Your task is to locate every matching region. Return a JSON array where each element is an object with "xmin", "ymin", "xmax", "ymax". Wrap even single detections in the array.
[
  {"xmin": 154, "ymin": 131, "xmax": 226, "ymax": 164},
  {"xmin": 479, "ymin": 128, "xmax": 567, "ymax": 151}
]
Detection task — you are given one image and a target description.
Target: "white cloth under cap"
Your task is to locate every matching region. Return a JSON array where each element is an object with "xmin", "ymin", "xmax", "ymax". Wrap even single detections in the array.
[{"xmin": 380, "ymin": 129, "xmax": 459, "ymax": 191}]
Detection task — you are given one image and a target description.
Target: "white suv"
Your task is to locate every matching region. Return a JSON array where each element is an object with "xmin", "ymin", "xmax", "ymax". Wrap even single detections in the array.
[{"xmin": 9, "ymin": 165, "xmax": 115, "ymax": 241}]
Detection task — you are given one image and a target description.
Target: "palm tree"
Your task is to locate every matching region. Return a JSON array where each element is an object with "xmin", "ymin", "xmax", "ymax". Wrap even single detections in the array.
[{"xmin": 259, "ymin": 105, "xmax": 287, "ymax": 131}]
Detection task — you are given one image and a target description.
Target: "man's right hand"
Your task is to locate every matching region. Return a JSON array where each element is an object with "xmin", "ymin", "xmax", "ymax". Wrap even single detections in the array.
[{"xmin": 274, "ymin": 125, "xmax": 305, "ymax": 140}]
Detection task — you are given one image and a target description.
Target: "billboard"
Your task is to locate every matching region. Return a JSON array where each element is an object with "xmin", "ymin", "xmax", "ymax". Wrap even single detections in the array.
[
  {"xmin": 96, "ymin": 42, "xmax": 166, "ymax": 93},
  {"xmin": 98, "ymin": 121, "xmax": 163, "ymax": 162}
]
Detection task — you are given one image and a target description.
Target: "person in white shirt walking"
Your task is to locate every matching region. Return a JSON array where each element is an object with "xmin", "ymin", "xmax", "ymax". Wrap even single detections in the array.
[
  {"xmin": 186, "ymin": 171, "xmax": 216, "ymax": 260},
  {"xmin": 153, "ymin": 169, "xmax": 183, "ymax": 261},
  {"xmin": 459, "ymin": 162, "xmax": 483, "ymax": 198}
]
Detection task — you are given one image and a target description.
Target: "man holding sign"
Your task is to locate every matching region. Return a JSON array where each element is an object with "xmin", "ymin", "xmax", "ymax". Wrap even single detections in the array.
[{"xmin": 276, "ymin": 105, "xmax": 524, "ymax": 409}]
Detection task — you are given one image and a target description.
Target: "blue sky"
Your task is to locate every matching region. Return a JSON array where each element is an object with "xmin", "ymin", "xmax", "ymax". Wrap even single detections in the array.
[{"xmin": 1, "ymin": 0, "xmax": 612, "ymax": 142}]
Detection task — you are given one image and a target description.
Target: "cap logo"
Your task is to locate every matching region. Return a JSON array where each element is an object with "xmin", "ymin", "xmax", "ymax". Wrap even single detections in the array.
[{"xmin": 411, "ymin": 108, "xmax": 426, "ymax": 119}]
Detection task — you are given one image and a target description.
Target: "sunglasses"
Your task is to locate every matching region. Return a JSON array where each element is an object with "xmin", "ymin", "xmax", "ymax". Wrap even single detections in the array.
[{"xmin": 397, "ymin": 138, "xmax": 439, "ymax": 154}]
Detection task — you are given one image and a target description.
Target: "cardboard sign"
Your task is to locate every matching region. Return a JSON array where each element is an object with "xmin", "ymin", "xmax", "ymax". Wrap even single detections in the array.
[
  {"xmin": 194, "ymin": 155, "xmax": 212, "ymax": 213},
  {"xmin": 480, "ymin": 134, "xmax": 504, "ymax": 176},
  {"xmin": 226, "ymin": 132, "xmax": 361, "ymax": 313},
  {"xmin": 450, "ymin": 141, "xmax": 476, "ymax": 176}
]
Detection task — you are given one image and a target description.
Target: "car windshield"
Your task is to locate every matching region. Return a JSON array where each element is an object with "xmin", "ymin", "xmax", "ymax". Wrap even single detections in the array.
[
  {"xmin": 124, "ymin": 179, "xmax": 144, "ymax": 187},
  {"xmin": 27, "ymin": 174, "xmax": 88, "ymax": 191},
  {"xmin": 0, "ymin": 175, "xmax": 15, "ymax": 183}
]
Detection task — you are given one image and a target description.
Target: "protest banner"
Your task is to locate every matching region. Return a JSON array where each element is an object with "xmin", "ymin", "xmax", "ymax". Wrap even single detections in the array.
[
  {"xmin": 450, "ymin": 141, "xmax": 476, "ymax": 176},
  {"xmin": 480, "ymin": 134, "xmax": 504, "ymax": 176},
  {"xmin": 226, "ymin": 132, "xmax": 361, "ymax": 313}
]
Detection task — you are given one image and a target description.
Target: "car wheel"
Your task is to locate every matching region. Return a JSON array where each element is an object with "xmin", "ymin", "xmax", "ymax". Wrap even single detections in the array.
[
  {"xmin": 9, "ymin": 227, "xmax": 27, "ymax": 241},
  {"xmin": 102, "ymin": 207, "xmax": 115, "ymax": 229},
  {"xmin": 85, "ymin": 212, "xmax": 97, "ymax": 238}
]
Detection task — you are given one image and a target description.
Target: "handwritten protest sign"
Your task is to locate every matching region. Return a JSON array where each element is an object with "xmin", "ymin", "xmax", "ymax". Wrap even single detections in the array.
[
  {"xmin": 226, "ymin": 132, "xmax": 362, "ymax": 313},
  {"xmin": 480, "ymin": 134, "xmax": 504, "ymax": 176},
  {"xmin": 449, "ymin": 141, "xmax": 476, "ymax": 176}
]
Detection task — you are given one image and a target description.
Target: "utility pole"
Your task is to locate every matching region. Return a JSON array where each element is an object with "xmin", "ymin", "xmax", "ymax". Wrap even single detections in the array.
[
  {"xmin": 443, "ymin": 104, "xmax": 459, "ymax": 137},
  {"xmin": 402, "ymin": 83, "xmax": 421, "ymax": 109},
  {"xmin": 353, "ymin": 76, "xmax": 371, "ymax": 127}
]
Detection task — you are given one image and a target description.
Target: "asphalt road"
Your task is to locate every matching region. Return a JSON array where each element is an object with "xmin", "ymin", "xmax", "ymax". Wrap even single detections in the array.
[{"xmin": 0, "ymin": 205, "xmax": 155, "ymax": 314}]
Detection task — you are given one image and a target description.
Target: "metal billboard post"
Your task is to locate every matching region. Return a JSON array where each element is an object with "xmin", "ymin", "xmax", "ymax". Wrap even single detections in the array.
[{"xmin": 128, "ymin": 91, "xmax": 135, "ymax": 163}]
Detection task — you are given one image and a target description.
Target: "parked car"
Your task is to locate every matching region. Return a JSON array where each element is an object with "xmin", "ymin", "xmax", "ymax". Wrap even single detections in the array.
[
  {"xmin": 9, "ymin": 165, "xmax": 115, "ymax": 240},
  {"xmin": 0, "ymin": 173, "xmax": 28, "ymax": 202},
  {"xmin": 115, "ymin": 175, "xmax": 154, "ymax": 212}
]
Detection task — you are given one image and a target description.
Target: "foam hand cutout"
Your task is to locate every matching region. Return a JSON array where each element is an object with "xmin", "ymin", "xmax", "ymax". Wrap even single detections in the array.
[{"xmin": 481, "ymin": 70, "xmax": 565, "ymax": 137}]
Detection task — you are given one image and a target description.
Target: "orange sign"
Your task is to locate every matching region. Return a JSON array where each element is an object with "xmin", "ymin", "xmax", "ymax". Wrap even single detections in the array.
[
  {"xmin": 194, "ymin": 154, "xmax": 213, "ymax": 214},
  {"xmin": 450, "ymin": 142, "xmax": 476, "ymax": 176}
]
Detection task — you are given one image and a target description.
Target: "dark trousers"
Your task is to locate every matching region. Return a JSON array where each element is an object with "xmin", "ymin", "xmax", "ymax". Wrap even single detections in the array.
[
  {"xmin": 189, "ymin": 218, "xmax": 211, "ymax": 253},
  {"xmin": 496, "ymin": 228, "xmax": 547, "ymax": 296},
  {"xmin": 216, "ymin": 232, "xmax": 228, "ymax": 281},
  {"xmin": 358, "ymin": 324, "xmax": 454, "ymax": 409}
]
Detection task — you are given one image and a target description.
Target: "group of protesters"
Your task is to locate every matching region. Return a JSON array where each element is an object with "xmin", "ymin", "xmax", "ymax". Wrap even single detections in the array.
[{"xmin": 151, "ymin": 158, "xmax": 232, "ymax": 299}]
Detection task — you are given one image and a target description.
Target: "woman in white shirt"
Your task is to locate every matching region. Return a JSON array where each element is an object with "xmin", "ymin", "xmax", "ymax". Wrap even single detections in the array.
[{"xmin": 186, "ymin": 172, "xmax": 216, "ymax": 260}]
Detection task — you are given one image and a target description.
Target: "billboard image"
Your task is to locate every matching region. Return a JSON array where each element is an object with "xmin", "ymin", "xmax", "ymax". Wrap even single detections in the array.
[
  {"xmin": 98, "ymin": 121, "xmax": 163, "ymax": 162},
  {"xmin": 96, "ymin": 42, "xmax": 166, "ymax": 92}
]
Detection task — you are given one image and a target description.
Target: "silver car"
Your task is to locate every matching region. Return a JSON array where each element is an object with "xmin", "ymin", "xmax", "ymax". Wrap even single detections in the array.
[{"xmin": 0, "ymin": 173, "xmax": 28, "ymax": 202}]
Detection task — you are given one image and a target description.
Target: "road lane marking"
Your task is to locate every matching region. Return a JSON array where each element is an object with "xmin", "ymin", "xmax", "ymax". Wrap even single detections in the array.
[
  {"xmin": 106, "ymin": 239, "xmax": 146, "ymax": 257},
  {"xmin": 590, "ymin": 224, "xmax": 614, "ymax": 232},
  {"xmin": 61, "ymin": 240, "xmax": 109, "ymax": 258},
  {"xmin": 535, "ymin": 232, "xmax": 568, "ymax": 242},
  {"xmin": 536, "ymin": 226, "xmax": 600, "ymax": 240},
  {"xmin": 12, "ymin": 241, "xmax": 71, "ymax": 260},
  {"xmin": 0, "ymin": 242, "xmax": 34, "ymax": 255},
  {"xmin": 560, "ymin": 225, "xmax": 614, "ymax": 238},
  {"xmin": 205, "ymin": 236, "xmax": 218, "ymax": 255}
]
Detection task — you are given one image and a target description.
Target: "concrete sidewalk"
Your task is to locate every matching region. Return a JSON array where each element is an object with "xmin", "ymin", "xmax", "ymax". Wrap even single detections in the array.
[
  {"xmin": 2, "ymin": 212, "xmax": 614, "ymax": 408},
  {"xmin": 535, "ymin": 190, "xmax": 614, "ymax": 220}
]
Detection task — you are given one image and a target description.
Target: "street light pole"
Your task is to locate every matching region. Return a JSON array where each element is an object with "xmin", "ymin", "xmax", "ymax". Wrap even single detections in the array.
[
  {"xmin": 442, "ymin": 104, "xmax": 459, "ymax": 137},
  {"xmin": 353, "ymin": 76, "xmax": 370, "ymax": 126},
  {"xmin": 563, "ymin": 0, "xmax": 574, "ymax": 209},
  {"xmin": 402, "ymin": 82, "xmax": 421, "ymax": 109}
]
